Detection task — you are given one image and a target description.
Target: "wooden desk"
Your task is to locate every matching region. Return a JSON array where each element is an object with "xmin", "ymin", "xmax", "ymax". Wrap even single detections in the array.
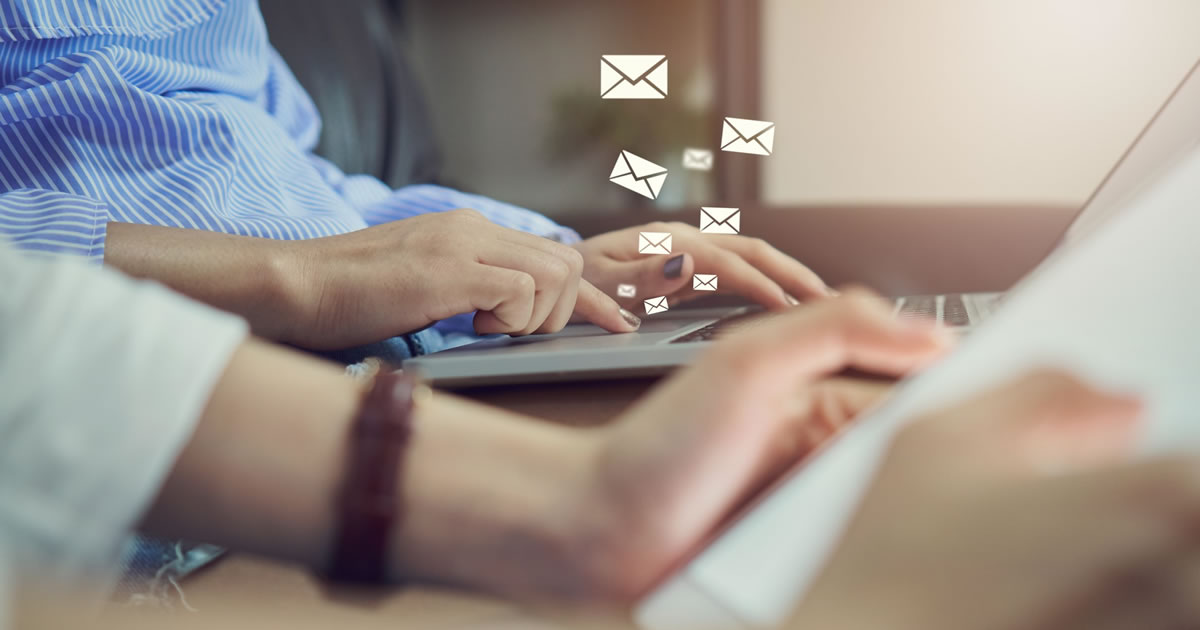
[{"xmin": 180, "ymin": 379, "xmax": 660, "ymax": 628}]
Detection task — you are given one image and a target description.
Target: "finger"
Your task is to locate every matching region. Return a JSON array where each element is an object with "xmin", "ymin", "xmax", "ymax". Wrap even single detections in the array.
[
  {"xmin": 707, "ymin": 288, "xmax": 953, "ymax": 393},
  {"xmin": 468, "ymin": 265, "xmax": 536, "ymax": 335},
  {"xmin": 477, "ymin": 242, "xmax": 572, "ymax": 335},
  {"xmin": 690, "ymin": 245, "xmax": 792, "ymax": 310},
  {"xmin": 601, "ymin": 253, "xmax": 693, "ymax": 306},
  {"xmin": 572, "ymin": 278, "xmax": 642, "ymax": 333},
  {"xmin": 535, "ymin": 246, "xmax": 585, "ymax": 334},
  {"xmin": 715, "ymin": 235, "xmax": 832, "ymax": 301},
  {"xmin": 807, "ymin": 378, "xmax": 895, "ymax": 431},
  {"xmin": 767, "ymin": 379, "xmax": 894, "ymax": 476},
  {"xmin": 481, "ymin": 221, "xmax": 591, "ymax": 334}
]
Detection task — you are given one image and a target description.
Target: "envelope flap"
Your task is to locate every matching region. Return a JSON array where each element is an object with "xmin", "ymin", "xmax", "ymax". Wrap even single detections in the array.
[
  {"xmin": 640, "ymin": 231, "xmax": 671, "ymax": 247},
  {"xmin": 602, "ymin": 55, "xmax": 667, "ymax": 83},
  {"xmin": 623, "ymin": 151, "xmax": 668, "ymax": 180},
  {"xmin": 685, "ymin": 149, "xmax": 711, "ymax": 159},
  {"xmin": 646, "ymin": 297, "xmax": 667, "ymax": 308},
  {"xmin": 696, "ymin": 274, "xmax": 717, "ymax": 282},
  {"xmin": 725, "ymin": 117, "xmax": 776, "ymax": 141},
  {"xmin": 701, "ymin": 207, "xmax": 740, "ymax": 224}
]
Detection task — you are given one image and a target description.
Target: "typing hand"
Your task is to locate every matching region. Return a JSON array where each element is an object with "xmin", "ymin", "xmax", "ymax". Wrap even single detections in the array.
[
  {"xmin": 572, "ymin": 222, "xmax": 834, "ymax": 313},
  {"xmin": 286, "ymin": 209, "xmax": 639, "ymax": 349},
  {"xmin": 573, "ymin": 291, "xmax": 950, "ymax": 599},
  {"xmin": 793, "ymin": 372, "xmax": 1200, "ymax": 630}
]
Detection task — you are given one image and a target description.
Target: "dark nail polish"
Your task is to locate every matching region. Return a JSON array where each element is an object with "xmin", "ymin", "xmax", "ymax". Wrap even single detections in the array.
[
  {"xmin": 663, "ymin": 254, "xmax": 685, "ymax": 279},
  {"xmin": 619, "ymin": 307, "xmax": 642, "ymax": 330}
]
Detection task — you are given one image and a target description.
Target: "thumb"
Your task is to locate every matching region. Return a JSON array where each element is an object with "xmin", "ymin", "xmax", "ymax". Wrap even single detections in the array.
[
  {"xmin": 573, "ymin": 279, "xmax": 642, "ymax": 333},
  {"xmin": 616, "ymin": 253, "xmax": 694, "ymax": 302}
]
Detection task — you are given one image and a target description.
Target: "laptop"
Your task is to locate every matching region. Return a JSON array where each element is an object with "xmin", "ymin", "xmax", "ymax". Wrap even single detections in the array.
[
  {"xmin": 633, "ymin": 66, "xmax": 1200, "ymax": 628},
  {"xmin": 404, "ymin": 57, "xmax": 1200, "ymax": 388}
]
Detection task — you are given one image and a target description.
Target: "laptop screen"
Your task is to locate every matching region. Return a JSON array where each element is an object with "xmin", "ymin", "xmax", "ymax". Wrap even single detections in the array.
[{"xmin": 1061, "ymin": 57, "xmax": 1200, "ymax": 247}]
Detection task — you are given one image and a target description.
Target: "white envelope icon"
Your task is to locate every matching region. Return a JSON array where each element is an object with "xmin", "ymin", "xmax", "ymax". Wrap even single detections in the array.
[
  {"xmin": 638, "ymin": 231, "xmax": 673, "ymax": 255},
  {"xmin": 682, "ymin": 148, "xmax": 713, "ymax": 171},
  {"xmin": 617, "ymin": 283, "xmax": 637, "ymax": 298},
  {"xmin": 721, "ymin": 117, "xmax": 776, "ymax": 156},
  {"xmin": 699, "ymin": 207, "xmax": 741, "ymax": 235},
  {"xmin": 693, "ymin": 274, "xmax": 718, "ymax": 291},
  {"xmin": 611, "ymin": 150, "xmax": 668, "ymax": 200},
  {"xmin": 644, "ymin": 296, "xmax": 670, "ymax": 315},
  {"xmin": 601, "ymin": 55, "xmax": 668, "ymax": 99}
]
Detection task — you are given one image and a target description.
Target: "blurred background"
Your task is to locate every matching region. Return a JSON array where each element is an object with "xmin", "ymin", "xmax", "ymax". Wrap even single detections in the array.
[{"xmin": 264, "ymin": 0, "xmax": 1200, "ymax": 293}]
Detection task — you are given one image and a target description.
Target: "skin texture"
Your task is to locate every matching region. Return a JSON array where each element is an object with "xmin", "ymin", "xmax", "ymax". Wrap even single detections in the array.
[
  {"xmin": 104, "ymin": 213, "xmax": 835, "ymax": 351},
  {"xmin": 105, "ymin": 212, "xmax": 638, "ymax": 350},
  {"xmin": 17, "ymin": 294, "xmax": 1200, "ymax": 629},
  {"xmin": 793, "ymin": 372, "xmax": 1200, "ymax": 630},
  {"xmin": 138, "ymin": 292, "xmax": 949, "ymax": 604},
  {"xmin": 572, "ymin": 221, "xmax": 833, "ymax": 313}
]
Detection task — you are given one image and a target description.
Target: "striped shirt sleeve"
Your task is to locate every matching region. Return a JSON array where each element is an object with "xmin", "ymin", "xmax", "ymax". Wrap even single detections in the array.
[
  {"xmin": 311, "ymin": 156, "xmax": 582, "ymax": 245},
  {"xmin": 0, "ymin": 189, "xmax": 109, "ymax": 264}
]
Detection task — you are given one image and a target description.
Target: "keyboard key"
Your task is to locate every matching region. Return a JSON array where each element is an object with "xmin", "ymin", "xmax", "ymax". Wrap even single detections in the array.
[{"xmin": 943, "ymin": 294, "xmax": 971, "ymax": 327}]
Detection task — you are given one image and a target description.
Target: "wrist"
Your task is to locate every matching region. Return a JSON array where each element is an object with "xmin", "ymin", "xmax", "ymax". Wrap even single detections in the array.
[
  {"xmin": 388, "ymin": 394, "xmax": 604, "ymax": 599},
  {"xmin": 265, "ymin": 239, "xmax": 322, "ymax": 345}
]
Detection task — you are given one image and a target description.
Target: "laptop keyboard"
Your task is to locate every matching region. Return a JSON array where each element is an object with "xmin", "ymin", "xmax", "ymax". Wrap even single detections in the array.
[{"xmin": 894, "ymin": 294, "xmax": 974, "ymax": 327}]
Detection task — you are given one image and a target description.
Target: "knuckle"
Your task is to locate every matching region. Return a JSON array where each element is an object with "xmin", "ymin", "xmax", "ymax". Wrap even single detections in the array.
[
  {"xmin": 511, "ymin": 272, "xmax": 536, "ymax": 296},
  {"xmin": 546, "ymin": 256, "xmax": 571, "ymax": 283},
  {"xmin": 563, "ymin": 246, "xmax": 585, "ymax": 273}
]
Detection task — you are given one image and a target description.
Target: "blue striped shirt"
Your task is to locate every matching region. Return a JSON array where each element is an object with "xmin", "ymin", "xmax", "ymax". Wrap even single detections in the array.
[{"xmin": 0, "ymin": 0, "xmax": 577, "ymax": 261}]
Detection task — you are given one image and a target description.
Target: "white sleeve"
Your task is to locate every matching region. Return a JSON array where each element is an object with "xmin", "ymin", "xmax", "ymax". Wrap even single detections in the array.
[{"xmin": 0, "ymin": 243, "xmax": 248, "ymax": 583}]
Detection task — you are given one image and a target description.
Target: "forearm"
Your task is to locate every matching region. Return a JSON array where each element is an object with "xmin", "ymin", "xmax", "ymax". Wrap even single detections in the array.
[
  {"xmin": 139, "ymin": 338, "xmax": 598, "ymax": 595},
  {"xmin": 103, "ymin": 222, "xmax": 309, "ymax": 343}
]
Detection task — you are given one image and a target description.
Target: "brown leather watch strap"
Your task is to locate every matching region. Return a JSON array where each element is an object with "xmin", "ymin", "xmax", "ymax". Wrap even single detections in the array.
[{"xmin": 324, "ymin": 365, "xmax": 416, "ymax": 584}]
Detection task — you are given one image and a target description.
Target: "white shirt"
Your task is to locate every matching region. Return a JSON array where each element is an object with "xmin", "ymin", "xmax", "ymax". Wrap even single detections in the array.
[{"xmin": 0, "ymin": 241, "xmax": 247, "ymax": 625}]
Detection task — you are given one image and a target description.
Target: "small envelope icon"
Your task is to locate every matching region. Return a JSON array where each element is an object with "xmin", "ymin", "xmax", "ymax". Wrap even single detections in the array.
[
  {"xmin": 617, "ymin": 283, "xmax": 637, "ymax": 298},
  {"xmin": 699, "ymin": 207, "xmax": 741, "ymax": 235},
  {"xmin": 602, "ymin": 55, "xmax": 668, "ymax": 99},
  {"xmin": 721, "ymin": 117, "xmax": 776, "ymax": 156},
  {"xmin": 611, "ymin": 150, "xmax": 668, "ymax": 200},
  {"xmin": 638, "ymin": 231, "xmax": 673, "ymax": 255},
  {"xmin": 693, "ymin": 274, "xmax": 718, "ymax": 291},
  {"xmin": 682, "ymin": 148, "xmax": 713, "ymax": 171},
  {"xmin": 644, "ymin": 296, "xmax": 670, "ymax": 315}
]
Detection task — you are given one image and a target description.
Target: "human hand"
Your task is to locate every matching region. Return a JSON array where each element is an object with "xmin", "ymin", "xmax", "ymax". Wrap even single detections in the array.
[
  {"xmin": 793, "ymin": 371, "xmax": 1200, "ymax": 630},
  {"xmin": 285, "ymin": 210, "xmax": 639, "ymax": 349},
  {"xmin": 565, "ymin": 290, "xmax": 951, "ymax": 600},
  {"xmin": 572, "ymin": 221, "xmax": 833, "ymax": 314}
]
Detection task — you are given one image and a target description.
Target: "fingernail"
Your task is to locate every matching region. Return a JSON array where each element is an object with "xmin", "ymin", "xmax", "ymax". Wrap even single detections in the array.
[
  {"xmin": 785, "ymin": 294, "xmax": 801, "ymax": 307},
  {"xmin": 663, "ymin": 255, "xmax": 685, "ymax": 279},
  {"xmin": 619, "ymin": 307, "xmax": 642, "ymax": 330},
  {"xmin": 827, "ymin": 287, "xmax": 840, "ymax": 297}
]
